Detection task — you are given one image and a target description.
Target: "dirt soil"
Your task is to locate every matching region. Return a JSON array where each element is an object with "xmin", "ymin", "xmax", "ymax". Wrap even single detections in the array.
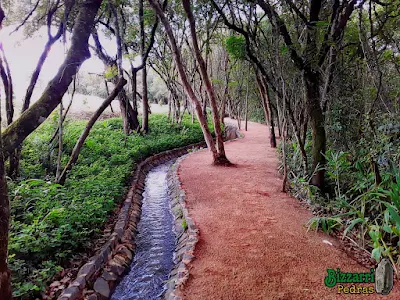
[{"xmin": 177, "ymin": 120, "xmax": 400, "ymax": 299}]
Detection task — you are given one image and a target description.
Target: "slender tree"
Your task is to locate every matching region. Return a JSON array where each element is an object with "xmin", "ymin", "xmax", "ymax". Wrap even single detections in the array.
[
  {"xmin": 57, "ymin": 77, "xmax": 127, "ymax": 185},
  {"xmin": 149, "ymin": 0, "xmax": 220, "ymax": 162},
  {"xmin": 0, "ymin": 3, "xmax": 12, "ymax": 298},
  {"xmin": 182, "ymin": 0, "xmax": 230, "ymax": 163}
]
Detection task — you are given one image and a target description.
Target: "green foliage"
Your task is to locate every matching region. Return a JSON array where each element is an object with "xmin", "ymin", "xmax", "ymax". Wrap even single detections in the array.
[
  {"xmin": 225, "ymin": 35, "xmax": 246, "ymax": 60},
  {"xmin": 182, "ymin": 218, "xmax": 188, "ymax": 231},
  {"xmin": 284, "ymin": 115, "xmax": 400, "ymax": 272},
  {"xmin": 9, "ymin": 114, "xmax": 209, "ymax": 299},
  {"xmin": 104, "ymin": 65, "xmax": 118, "ymax": 80}
]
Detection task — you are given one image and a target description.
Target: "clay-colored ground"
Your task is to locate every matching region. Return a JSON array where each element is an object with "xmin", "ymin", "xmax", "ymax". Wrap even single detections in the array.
[{"xmin": 177, "ymin": 120, "xmax": 400, "ymax": 299}]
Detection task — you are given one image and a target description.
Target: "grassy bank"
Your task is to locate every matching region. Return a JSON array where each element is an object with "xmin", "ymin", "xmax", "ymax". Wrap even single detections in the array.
[{"xmin": 8, "ymin": 114, "xmax": 210, "ymax": 298}]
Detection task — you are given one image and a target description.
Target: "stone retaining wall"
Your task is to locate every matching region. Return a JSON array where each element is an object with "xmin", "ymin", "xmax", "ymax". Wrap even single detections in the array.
[
  {"xmin": 162, "ymin": 124, "xmax": 242, "ymax": 300},
  {"xmin": 163, "ymin": 156, "xmax": 199, "ymax": 300},
  {"xmin": 58, "ymin": 141, "xmax": 206, "ymax": 300}
]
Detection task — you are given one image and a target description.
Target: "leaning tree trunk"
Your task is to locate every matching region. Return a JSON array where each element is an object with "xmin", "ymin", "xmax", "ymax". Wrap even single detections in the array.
[
  {"xmin": 183, "ymin": 0, "xmax": 229, "ymax": 164},
  {"xmin": 57, "ymin": 78, "xmax": 127, "ymax": 185},
  {"xmin": 2, "ymin": 0, "xmax": 103, "ymax": 158},
  {"xmin": 149, "ymin": 0, "xmax": 218, "ymax": 161}
]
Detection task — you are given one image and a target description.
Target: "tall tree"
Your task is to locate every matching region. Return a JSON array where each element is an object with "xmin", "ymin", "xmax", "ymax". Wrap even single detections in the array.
[
  {"xmin": 140, "ymin": 0, "xmax": 150, "ymax": 133},
  {"xmin": 2, "ymin": 0, "xmax": 103, "ymax": 155},
  {"xmin": 0, "ymin": 3, "xmax": 12, "ymax": 298},
  {"xmin": 182, "ymin": 0, "xmax": 230, "ymax": 163},
  {"xmin": 149, "ymin": 0, "xmax": 220, "ymax": 162},
  {"xmin": 256, "ymin": 0, "xmax": 363, "ymax": 187}
]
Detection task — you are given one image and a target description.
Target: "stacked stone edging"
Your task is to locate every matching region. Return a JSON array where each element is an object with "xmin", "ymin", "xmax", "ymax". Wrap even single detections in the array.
[
  {"xmin": 162, "ymin": 123, "xmax": 242, "ymax": 300},
  {"xmin": 57, "ymin": 141, "xmax": 206, "ymax": 300},
  {"xmin": 163, "ymin": 155, "xmax": 199, "ymax": 300}
]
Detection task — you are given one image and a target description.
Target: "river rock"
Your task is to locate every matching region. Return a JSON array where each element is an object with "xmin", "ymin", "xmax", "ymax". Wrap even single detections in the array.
[
  {"xmin": 375, "ymin": 258, "xmax": 394, "ymax": 295},
  {"xmin": 93, "ymin": 277, "xmax": 110, "ymax": 298}
]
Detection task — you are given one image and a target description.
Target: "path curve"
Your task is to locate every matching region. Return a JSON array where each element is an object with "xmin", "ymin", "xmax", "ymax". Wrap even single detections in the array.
[{"xmin": 177, "ymin": 120, "xmax": 399, "ymax": 299}]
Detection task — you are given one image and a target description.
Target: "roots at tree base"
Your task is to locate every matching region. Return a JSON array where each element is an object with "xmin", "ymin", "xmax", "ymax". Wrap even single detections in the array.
[{"xmin": 213, "ymin": 155, "xmax": 234, "ymax": 167}]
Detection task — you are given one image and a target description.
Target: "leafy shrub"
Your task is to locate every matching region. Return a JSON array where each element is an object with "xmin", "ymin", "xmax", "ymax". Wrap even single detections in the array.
[
  {"xmin": 282, "ymin": 116, "xmax": 400, "ymax": 273},
  {"xmin": 9, "ymin": 114, "xmax": 211, "ymax": 299}
]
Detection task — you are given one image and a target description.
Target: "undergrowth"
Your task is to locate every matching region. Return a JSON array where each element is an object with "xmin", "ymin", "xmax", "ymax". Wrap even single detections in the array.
[
  {"xmin": 8, "ymin": 114, "xmax": 210, "ymax": 299},
  {"xmin": 280, "ymin": 118, "xmax": 400, "ymax": 274}
]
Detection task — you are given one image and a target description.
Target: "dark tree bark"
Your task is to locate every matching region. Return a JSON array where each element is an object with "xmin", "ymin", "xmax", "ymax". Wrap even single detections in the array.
[
  {"xmin": 57, "ymin": 77, "xmax": 127, "ymax": 185},
  {"xmin": 139, "ymin": 0, "xmax": 149, "ymax": 133},
  {"xmin": 220, "ymin": 56, "xmax": 229, "ymax": 126},
  {"xmin": 304, "ymin": 70, "xmax": 326, "ymax": 186},
  {"xmin": 245, "ymin": 63, "xmax": 250, "ymax": 131},
  {"xmin": 2, "ymin": 0, "xmax": 103, "ymax": 158},
  {"xmin": 0, "ymin": 118, "xmax": 11, "ymax": 299},
  {"xmin": 0, "ymin": 4, "xmax": 12, "ymax": 299},
  {"xmin": 0, "ymin": 48, "xmax": 13, "ymax": 126},
  {"xmin": 255, "ymin": 0, "xmax": 360, "ymax": 188},
  {"xmin": 255, "ymin": 70, "xmax": 276, "ymax": 148}
]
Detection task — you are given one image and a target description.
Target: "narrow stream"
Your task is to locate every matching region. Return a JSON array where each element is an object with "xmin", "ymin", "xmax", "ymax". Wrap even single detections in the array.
[{"xmin": 111, "ymin": 161, "xmax": 176, "ymax": 300}]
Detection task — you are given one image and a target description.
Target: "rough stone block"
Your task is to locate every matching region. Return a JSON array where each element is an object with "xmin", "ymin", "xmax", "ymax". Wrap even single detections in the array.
[
  {"xmin": 70, "ymin": 275, "xmax": 86, "ymax": 290},
  {"xmin": 77, "ymin": 262, "xmax": 96, "ymax": 281},
  {"xmin": 102, "ymin": 271, "xmax": 118, "ymax": 281},
  {"xmin": 60, "ymin": 286, "xmax": 81, "ymax": 300},
  {"xmin": 86, "ymin": 294, "xmax": 98, "ymax": 300},
  {"xmin": 375, "ymin": 258, "xmax": 394, "ymax": 295},
  {"xmin": 93, "ymin": 277, "xmax": 110, "ymax": 298}
]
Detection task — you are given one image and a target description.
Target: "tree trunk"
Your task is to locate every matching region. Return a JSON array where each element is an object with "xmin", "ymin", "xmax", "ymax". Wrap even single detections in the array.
[
  {"xmin": 2, "ymin": 0, "xmax": 103, "ymax": 158},
  {"xmin": 55, "ymin": 100, "xmax": 63, "ymax": 181},
  {"xmin": 261, "ymin": 78, "xmax": 277, "ymax": 148},
  {"xmin": 57, "ymin": 78, "xmax": 127, "ymax": 185},
  {"xmin": 167, "ymin": 92, "xmax": 172, "ymax": 120},
  {"xmin": 49, "ymin": 90, "xmax": 74, "ymax": 145},
  {"xmin": 0, "ymin": 91, "xmax": 11, "ymax": 300},
  {"xmin": 182, "ymin": 0, "xmax": 229, "ymax": 164},
  {"xmin": 142, "ymin": 66, "xmax": 149, "ymax": 133},
  {"xmin": 255, "ymin": 72, "xmax": 276, "ymax": 148},
  {"xmin": 220, "ymin": 56, "xmax": 229, "ymax": 126},
  {"xmin": 149, "ymin": 0, "xmax": 218, "ymax": 161},
  {"xmin": 23, "ymin": 41, "xmax": 55, "ymax": 111},
  {"xmin": 117, "ymin": 84, "xmax": 139, "ymax": 133},
  {"xmin": 304, "ymin": 71, "xmax": 326, "ymax": 188},
  {"xmin": 245, "ymin": 64, "xmax": 250, "ymax": 131},
  {"xmin": 265, "ymin": 89, "xmax": 277, "ymax": 148},
  {"xmin": 104, "ymin": 79, "xmax": 114, "ymax": 113},
  {"xmin": 281, "ymin": 117, "xmax": 288, "ymax": 192},
  {"xmin": 139, "ymin": 0, "xmax": 149, "ymax": 133},
  {"xmin": 0, "ymin": 50, "xmax": 13, "ymax": 126}
]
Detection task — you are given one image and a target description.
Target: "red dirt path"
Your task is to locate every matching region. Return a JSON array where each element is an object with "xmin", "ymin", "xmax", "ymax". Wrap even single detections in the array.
[{"xmin": 177, "ymin": 120, "xmax": 400, "ymax": 299}]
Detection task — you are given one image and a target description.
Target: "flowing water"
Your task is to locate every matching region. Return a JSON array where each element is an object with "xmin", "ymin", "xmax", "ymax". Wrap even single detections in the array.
[{"xmin": 111, "ymin": 161, "xmax": 176, "ymax": 300}]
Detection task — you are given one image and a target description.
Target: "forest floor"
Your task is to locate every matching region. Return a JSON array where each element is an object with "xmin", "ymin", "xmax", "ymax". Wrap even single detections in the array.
[{"xmin": 176, "ymin": 120, "xmax": 400, "ymax": 299}]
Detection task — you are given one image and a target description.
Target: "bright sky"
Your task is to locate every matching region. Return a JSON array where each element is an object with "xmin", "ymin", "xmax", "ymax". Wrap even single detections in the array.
[{"xmin": 0, "ymin": 24, "xmax": 139, "ymax": 100}]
